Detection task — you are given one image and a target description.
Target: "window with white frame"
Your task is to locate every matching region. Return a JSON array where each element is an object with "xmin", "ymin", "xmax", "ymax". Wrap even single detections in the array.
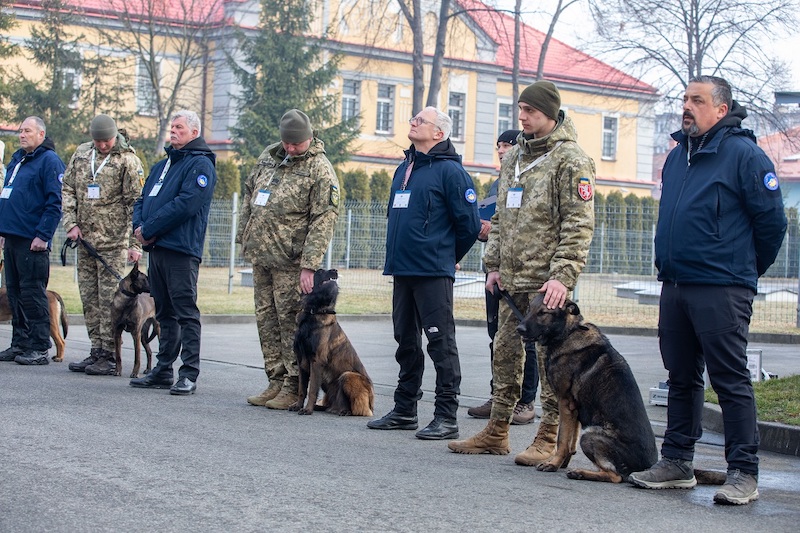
[
  {"xmin": 376, "ymin": 83, "xmax": 394, "ymax": 133},
  {"xmin": 342, "ymin": 79, "xmax": 360, "ymax": 121},
  {"xmin": 602, "ymin": 115, "xmax": 618, "ymax": 160},
  {"xmin": 497, "ymin": 102, "xmax": 513, "ymax": 135},
  {"xmin": 62, "ymin": 67, "xmax": 81, "ymax": 109},
  {"xmin": 136, "ymin": 60, "xmax": 159, "ymax": 116},
  {"xmin": 448, "ymin": 92, "xmax": 465, "ymax": 140}
]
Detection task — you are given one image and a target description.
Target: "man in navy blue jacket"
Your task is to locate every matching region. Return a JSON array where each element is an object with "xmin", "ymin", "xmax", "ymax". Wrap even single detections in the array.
[
  {"xmin": 0, "ymin": 116, "xmax": 64, "ymax": 365},
  {"xmin": 130, "ymin": 110, "xmax": 217, "ymax": 395},
  {"xmin": 629, "ymin": 76, "xmax": 787, "ymax": 505},
  {"xmin": 368, "ymin": 106, "xmax": 481, "ymax": 439}
]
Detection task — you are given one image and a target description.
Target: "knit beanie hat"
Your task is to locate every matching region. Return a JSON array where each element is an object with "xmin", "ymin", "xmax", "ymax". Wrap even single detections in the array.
[
  {"xmin": 518, "ymin": 81, "xmax": 561, "ymax": 121},
  {"xmin": 497, "ymin": 129, "xmax": 521, "ymax": 145},
  {"xmin": 279, "ymin": 109, "xmax": 313, "ymax": 143},
  {"xmin": 90, "ymin": 114, "xmax": 118, "ymax": 140}
]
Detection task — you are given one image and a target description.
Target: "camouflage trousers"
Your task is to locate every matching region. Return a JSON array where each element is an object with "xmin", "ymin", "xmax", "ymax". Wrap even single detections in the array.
[
  {"xmin": 252, "ymin": 264, "xmax": 302, "ymax": 385},
  {"xmin": 490, "ymin": 291, "xmax": 559, "ymax": 425},
  {"xmin": 77, "ymin": 246, "xmax": 127, "ymax": 351}
]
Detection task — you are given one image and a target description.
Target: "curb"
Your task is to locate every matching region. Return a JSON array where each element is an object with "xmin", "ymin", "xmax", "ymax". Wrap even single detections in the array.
[{"xmin": 703, "ymin": 403, "xmax": 800, "ymax": 457}]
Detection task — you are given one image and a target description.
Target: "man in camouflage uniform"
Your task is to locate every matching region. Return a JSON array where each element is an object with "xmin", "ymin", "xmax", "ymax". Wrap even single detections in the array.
[
  {"xmin": 63, "ymin": 115, "xmax": 144, "ymax": 375},
  {"xmin": 237, "ymin": 109, "xmax": 340, "ymax": 409},
  {"xmin": 449, "ymin": 81, "xmax": 595, "ymax": 461}
]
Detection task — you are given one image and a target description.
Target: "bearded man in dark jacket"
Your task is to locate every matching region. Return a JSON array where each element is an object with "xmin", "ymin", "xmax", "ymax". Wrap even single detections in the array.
[
  {"xmin": 368, "ymin": 106, "xmax": 481, "ymax": 440},
  {"xmin": 629, "ymin": 76, "xmax": 786, "ymax": 506},
  {"xmin": 130, "ymin": 110, "xmax": 217, "ymax": 396}
]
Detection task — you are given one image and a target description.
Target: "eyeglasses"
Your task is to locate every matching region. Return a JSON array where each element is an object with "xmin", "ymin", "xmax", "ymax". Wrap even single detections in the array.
[{"xmin": 408, "ymin": 116, "xmax": 438, "ymax": 128}]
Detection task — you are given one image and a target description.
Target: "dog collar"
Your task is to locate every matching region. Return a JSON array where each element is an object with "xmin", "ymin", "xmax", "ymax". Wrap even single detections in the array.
[
  {"xmin": 310, "ymin": 309, "xmax": 336, "ymax": 315},
  {"xmin": 120, "ymin": 287, "xmax": 138, "ymax": 298}
]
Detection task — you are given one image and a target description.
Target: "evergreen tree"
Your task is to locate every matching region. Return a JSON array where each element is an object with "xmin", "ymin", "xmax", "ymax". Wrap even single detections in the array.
[
  {"xmin": 342, "ymin": 169, "xmax": 370, "ymax": 202},
  {"xmin": 370, "ymin": 169, "xmax": 392, "ymax": 204},
  {"xmin": 231, "ymin": 0, "xmax": 359, "ymax": 177},
  {"xmin": 8, "ymin": 0, "xmax": 85, "ymax": 155},
  {"xmin": 0, "ymin": 0, "xmax": 17, "ymax": 115}
]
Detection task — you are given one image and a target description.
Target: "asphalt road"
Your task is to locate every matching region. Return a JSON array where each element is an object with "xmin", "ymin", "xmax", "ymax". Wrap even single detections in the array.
[{"xmin": 1, "ymin": 317, "xmax": 799, "ymax": 532}]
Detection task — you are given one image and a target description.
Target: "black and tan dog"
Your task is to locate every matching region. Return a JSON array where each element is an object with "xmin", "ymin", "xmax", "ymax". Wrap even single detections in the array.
[
  {"xmin": 517, "ymin": 294, "xmax": 657, "ymax": 483},
  {"xmin": 112, "ymin": 262, "xmax": 159, "ymax": 378},
  {"xmin": 0, "ymin": 262, "xmax": 68, "ymax": 362},
  {"xmin": 289, "ymin": 269, "xmax": 374, "ymax": 416}
]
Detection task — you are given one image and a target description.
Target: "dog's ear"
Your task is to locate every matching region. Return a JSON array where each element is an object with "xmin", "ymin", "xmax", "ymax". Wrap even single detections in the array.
[{"xmin": 566, "ymin": 301, "xmax": 581, "ymax": 316}]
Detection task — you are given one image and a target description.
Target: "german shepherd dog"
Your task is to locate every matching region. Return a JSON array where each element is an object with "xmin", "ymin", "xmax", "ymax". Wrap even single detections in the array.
[
  {"xmin": 289, "ymin": 269, "xmax": 374, "ymax": 416},
  {"xmin": 517, "ymin": 294, "xmax": 657, "ymax": 483},
  {"xmin": 112, "ymin": 262, "xmax": 159, "ymax": 378},
  {"xmin": 0, "ymin": 261, "xmax": 68, "ymax": 362}
]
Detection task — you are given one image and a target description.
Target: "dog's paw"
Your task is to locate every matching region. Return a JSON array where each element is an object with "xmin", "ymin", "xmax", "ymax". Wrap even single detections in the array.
[
  {"xmin": 52, "ymin": 356, "xmax": 62, "ymax": 362},
  {"xmin": 298, "ymin": 408, "xmax": 314, "ymax": 415},
  {"xmin": 537, "ymin": 461, "xmax": 560, "ymax": 473},
  {"xmin": 565, "ymin": 469, "xmax": 584, "ymax": 480}
]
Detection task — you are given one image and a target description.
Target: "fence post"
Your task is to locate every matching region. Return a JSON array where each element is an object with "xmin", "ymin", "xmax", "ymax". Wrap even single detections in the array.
[
  {"xmin": 599, "ymin": 222, "xmax": 605, "ymax": 274},
  {"xmin": 345, "ymin": 208, "xmax": 352, "ymax": 269},
  {"xmin": 325, "ymin": 240, "xmax": 332, "ymax": 270},
  {"xmin": 651, "ymin": 223, "xmax": 656, "ymax": 277},
  {"xmin": 228, "ymin": 192, "xmax": 238, "ymax": 295}
]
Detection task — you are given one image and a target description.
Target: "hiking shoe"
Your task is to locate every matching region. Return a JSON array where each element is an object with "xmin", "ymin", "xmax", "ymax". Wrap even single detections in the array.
[
  {"xmin": 69, "ymin": 349, "xmax": 100, "ymax": 372},
  {"xmin": 511, "ymin": 402, "xmax": 536, "ymax": 425},
  {"xmin": 629, "ymin": 457, "xmax": 697, "ymax": 489},
  {"xmin": 713, "ymin": 470, "xmax": 759, "ymax": 505},
  {"xmin": 0, "ymin": 346, "xmax": 24, "ymax": 362},
  {"xmin": 467, "ymin": 399, "xmax": 493, "ymax": 419},
  {"xmin": 15, "ymin": 350, "xmax": 50, "ymax": 366}
]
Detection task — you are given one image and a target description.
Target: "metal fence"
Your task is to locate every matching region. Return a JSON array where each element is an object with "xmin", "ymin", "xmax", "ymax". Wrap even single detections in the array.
[{"xmin": 51, "ymin": 198, "xmax": 800, "ymax": 332}]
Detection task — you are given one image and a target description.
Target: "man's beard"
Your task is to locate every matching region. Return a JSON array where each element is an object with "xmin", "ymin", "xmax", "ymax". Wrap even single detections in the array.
[{"xmin": 682, "ymin": 119, "xmax": 700, "ymax": 137}]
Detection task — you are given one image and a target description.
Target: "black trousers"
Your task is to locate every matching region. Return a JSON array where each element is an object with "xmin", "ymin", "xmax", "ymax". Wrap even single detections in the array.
[
  {"xmin": 2, "ymin": 235, "xmax": 51, "ymax": 351},
  {"xmin": 148, "ymin": 248, "xmax": 202, "ymax": 381},
  {"xmin": 391, "ymin": 276, "xmax": 461, "ymax": 420},
  {"xmin": 659, "ymin": 283, "xmax": 759, "ymax": 475},
  {"xmin": 485, "ymin": 280, "xmax": 539, "ymax": 404}
]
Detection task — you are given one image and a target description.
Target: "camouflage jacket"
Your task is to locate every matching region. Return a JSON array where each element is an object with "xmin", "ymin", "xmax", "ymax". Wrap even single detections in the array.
[
  {"xmin": 62, "ymin": 135, "xmax": 145, "ymax": 252},
  {"xmin": 236, "ymin": 138, "xmax": 339, "ymax": 269},
  {"xmin": 483, "ymin": 112, "xmax": 595, "ymax": 292}
]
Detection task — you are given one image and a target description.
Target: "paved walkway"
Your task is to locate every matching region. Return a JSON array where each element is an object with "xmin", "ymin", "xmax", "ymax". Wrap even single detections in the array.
[{"xmin": 1, "ymin": 317, "xmax": 799, "ymax": 531}]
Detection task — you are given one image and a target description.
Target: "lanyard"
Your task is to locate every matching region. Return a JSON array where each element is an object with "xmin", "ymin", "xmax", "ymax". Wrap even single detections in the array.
[
  {"xmin": 514, "ymin": 141, "xmax": 562, "ymax": 183},
  {"xmin": 6, "ymin": 160, "xmax": 23, "ymax": 186},
  {"xmin": 400, "ymin": 161, "xmax": 414, "ymax": 190},
  {"xmin": 91, "ymin": 149, "xmax": 111, "ymax": 180},
  {"xmin": 157, "ymin": 158, "xmax": 172, "ymax": 184}
]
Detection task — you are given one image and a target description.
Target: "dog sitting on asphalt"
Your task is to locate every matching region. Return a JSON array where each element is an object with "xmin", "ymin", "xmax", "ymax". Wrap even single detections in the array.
[
  {"xmin": 289, "ymin": 269, "xmax": 374, "ymax": 416},
  {"xmin": 517, "ymin": 294, "xmax": 658, "ymax": 483},
  {"xmin": 112, "ymin": 262, "xmax": 159, "ymax": 378}
]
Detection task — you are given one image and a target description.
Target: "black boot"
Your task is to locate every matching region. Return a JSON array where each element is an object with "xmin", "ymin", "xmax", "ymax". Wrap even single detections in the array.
[
  {"xmin": 85, "ymin": 350, "xmax": 117, "ymax": 376},
  {"xmin": 68, "ymin": 348, "xmax": 101, "ymax": 372}
]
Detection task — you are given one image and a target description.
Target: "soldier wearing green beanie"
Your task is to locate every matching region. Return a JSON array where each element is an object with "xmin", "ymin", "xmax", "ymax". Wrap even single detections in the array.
[{"xmin": 237, "ymin": 108, "xmax": 340, "ymax": 410}]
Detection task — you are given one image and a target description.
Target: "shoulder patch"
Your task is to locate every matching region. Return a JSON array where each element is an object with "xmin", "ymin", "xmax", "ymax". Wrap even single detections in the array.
[
  {"xmin": 578, "ymin": 177, "xmax": 593, "ymax": 201},
  {"xmin": 465, "ymin": 188, "xmax": 477, "ymax": 204},
  {"xmin": 330, "ymin": 184, "xmax": 340, "ymax": 207},
  {"xmin": 196, "ymin": 174, "xmax": 208, "ymax": 188},
  {"xmin": 58, "ymin": 173, "xmax": 64, "ymax": 184},
  {"xmin": 763, "ymin": 172, "xmax": 779, "ymax": 191}
]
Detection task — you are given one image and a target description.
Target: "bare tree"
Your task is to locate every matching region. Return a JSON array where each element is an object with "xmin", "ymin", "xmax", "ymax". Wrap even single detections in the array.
[
  {"xmin": 426, "ymin": 0, "xmax": 452, "ymax": 107},
  {"xmin": 97, "ymin": 0, "xmax": 222, "ymax": 156},
  {"xmin": 588, "ymin": 0, "xmax": 798, "ymax": 123}
]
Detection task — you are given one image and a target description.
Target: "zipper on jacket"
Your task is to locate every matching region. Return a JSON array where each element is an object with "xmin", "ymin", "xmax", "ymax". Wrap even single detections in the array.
[{"xmin": 667, "ymin": 165, "xmax": 690, "ymax": 283}]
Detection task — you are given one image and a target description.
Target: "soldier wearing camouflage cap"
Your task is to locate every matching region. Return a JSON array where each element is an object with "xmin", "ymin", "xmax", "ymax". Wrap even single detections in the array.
[
  {"xmin": 62, "ymin": 115, "xmax": 145, "ymax": 376},
  {"xmin": 237, "ymin": 109, "xmax": 340, "ymax": 409},
  {"xmin": 449, "ymin": 81, "xmax": 596, "ymax": 460}
]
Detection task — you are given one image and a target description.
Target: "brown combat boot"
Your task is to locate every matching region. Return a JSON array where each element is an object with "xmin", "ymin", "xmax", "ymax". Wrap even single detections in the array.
[
  {"xmin": 84, "ymin": 349, "xmax": 117, "ymax": 376},
  {"xmin": 467, "ymin": 399, "xmax": 493, "ymax": 419},
  {"xmin": 514, "ymin": 422, "xmax": 559, "ymax": 466},
  {"xmin": 447, "ymin": 420, "xmax": 511, "ymax": 455},
  {"xmin": 246, "ymin": 379, "xmax": 282, "ymax": 406},
  {"xmin": 265, "ymin": 377, "xmax": 299, "ymax": 410}
]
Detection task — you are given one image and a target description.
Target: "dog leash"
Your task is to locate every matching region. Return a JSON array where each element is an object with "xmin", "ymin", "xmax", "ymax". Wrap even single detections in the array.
[
  {"xmin": 60, "ymin": 237, "xmax": 124, "ymax": 281},
  {"xmin": 493, "ymin": 284, "xmax": 527, "ymax": 323}
]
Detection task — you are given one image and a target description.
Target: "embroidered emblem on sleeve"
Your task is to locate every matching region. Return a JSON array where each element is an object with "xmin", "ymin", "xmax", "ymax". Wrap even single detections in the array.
[
  {"xmin": 465, "ymin": 188, "xmax": 477, "ymax": 203},
  {"xmin": 763, "ymin": 172, "xmax": 779, "ymax": 191},
  {"xmin": 197, "ymin": 174, "xmax": 208, "ymax": 188},
  {"xmin": 578, "ymin": 177, "xmax": 593, "ymax": 201}
]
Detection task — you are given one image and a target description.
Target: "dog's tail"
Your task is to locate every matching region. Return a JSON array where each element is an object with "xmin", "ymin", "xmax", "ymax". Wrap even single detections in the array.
[
  {"xmin": 142, "ymin": 317, "xmax": 159, "ymax": 343},
  {"xmin": 341, "ymin": 372, "xmax": 374, "ymax": 417},
  {"xmin": 53, "ymin": 291, "xmax": 68, "ymax": 339},
  {"xmin": 694, "ymin": 469, "xmax": 727, "ymax": 485}
]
